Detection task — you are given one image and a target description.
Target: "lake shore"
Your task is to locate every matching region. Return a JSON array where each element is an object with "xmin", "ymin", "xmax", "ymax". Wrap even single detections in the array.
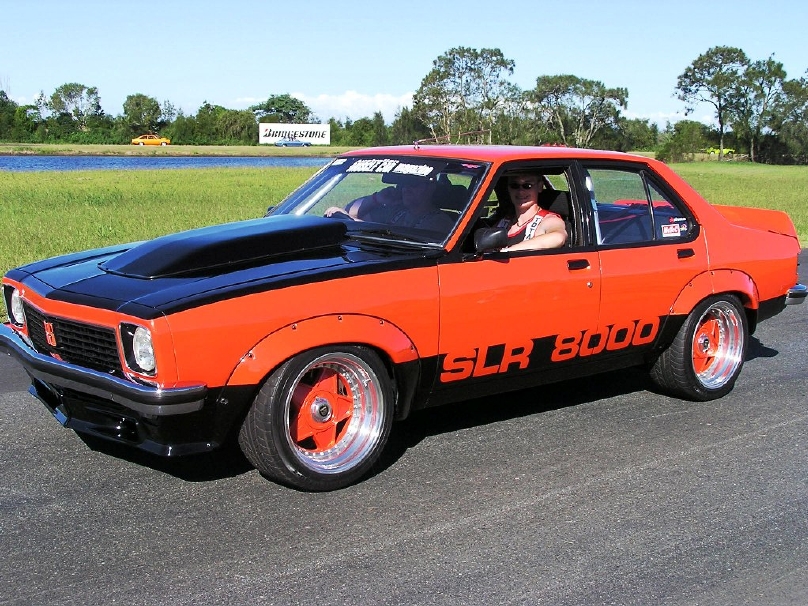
[{"xmin": 0, "ymin": 143, "xmax": 355, "ymax": 157}]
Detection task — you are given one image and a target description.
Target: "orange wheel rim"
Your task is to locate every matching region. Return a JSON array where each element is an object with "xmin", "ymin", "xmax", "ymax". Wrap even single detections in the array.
[
  {"xmin": 289, "ymin": 366, "xmax": 354, "ymax": 452},
  {"xmin": 692, "ymin": 317, "xmax": 720, "ymax": 375}
]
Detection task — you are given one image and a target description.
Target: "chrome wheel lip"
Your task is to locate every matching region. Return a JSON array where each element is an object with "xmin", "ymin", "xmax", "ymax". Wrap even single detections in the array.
[
  {"xmin": 691, "ymin": 301, "xmax": 745, "ymax": 390},
  {"xmin": 283, "ymin": 352, "xmax": 385, "ymax": 475}
]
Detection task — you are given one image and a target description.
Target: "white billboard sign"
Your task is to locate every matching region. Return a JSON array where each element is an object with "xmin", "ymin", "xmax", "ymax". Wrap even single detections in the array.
[{"xmin": 259, "ymin": 123, "xmax": 330, "ymax": 145}]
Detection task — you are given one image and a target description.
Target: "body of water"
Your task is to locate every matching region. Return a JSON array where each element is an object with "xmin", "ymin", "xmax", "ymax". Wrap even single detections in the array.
[{"xmin": 0, "ymin": 155, "xmax": 331, "ymax": 172}]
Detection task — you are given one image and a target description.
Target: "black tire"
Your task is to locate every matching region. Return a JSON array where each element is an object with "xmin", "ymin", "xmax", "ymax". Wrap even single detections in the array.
[
  {"xmin": 238, "ymin": 346, "xmax": 394, "ymax": 491},
  {"xmin": 649, "ymin": 295, "xmax": 748, "ymax": 401}
]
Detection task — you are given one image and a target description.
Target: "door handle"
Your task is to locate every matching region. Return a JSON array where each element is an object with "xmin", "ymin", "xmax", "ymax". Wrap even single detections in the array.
[
  {"xmin": 567, "ymin": 259, "xmax": 590, "ymax": 270},
  {"xmin": 677, "ymin": 248, "xmax": 695, "ymax": 259}
]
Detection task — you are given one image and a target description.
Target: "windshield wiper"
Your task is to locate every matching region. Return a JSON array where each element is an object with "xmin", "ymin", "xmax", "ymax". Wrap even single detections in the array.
[{"xmin": 347, "ymin": 228, "xmax": 443, "ymax": 250}]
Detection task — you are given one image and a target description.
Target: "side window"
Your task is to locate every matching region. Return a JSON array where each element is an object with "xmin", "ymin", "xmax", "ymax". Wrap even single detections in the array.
[
  {"xmin": 647, "ymin": 180, "xmax": 693, "ymax": 240},
  {"xmin": 478, "ymin": 167, "xmax": 574, "ymax": 241},
  {"xmin": 586, "ymin": 167, "xmax": 691, "ymax": 245}
]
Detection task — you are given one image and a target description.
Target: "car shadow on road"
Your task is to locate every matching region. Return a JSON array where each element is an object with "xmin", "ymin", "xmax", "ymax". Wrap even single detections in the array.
[
  {"xmin": 746, "ymin": 334, "xmax": 778, "ymax": 360},
  {"xmin": 377, "ymin": 366, "xmax": 655, "ymax": 476},
  {"xmin": 78, "ymin": 433, "xmax": 253, "ymax": 482},
  {"xmin": 376, "ymin": 335, "xmax": 780, "ymax": 478}
]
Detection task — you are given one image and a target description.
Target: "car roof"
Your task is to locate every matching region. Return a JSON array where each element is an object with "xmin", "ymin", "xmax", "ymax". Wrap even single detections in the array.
[{"xmin": 341, "ymin": 144, "xmax": 653, "ymax": 165}]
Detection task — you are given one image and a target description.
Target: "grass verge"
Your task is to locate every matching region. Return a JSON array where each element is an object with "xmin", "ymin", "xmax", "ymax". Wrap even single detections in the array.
[{"xmin": 1, "ymin": 162, "xmax": 805, "ymax": 283}]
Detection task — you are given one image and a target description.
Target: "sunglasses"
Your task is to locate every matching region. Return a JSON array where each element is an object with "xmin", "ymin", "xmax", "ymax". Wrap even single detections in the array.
[{"xmin": 508, "ymin": 182, "xmax": 536, "ymax": 190}]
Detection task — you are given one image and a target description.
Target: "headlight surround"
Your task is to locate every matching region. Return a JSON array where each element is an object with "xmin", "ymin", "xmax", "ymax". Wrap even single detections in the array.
[
  {"xmin": 121, "ymin": 323, "xmax": 157, "ymax": 375},
  {"xmin": 6, "ymin": 287, "xmax": 26, "ymax": 327}
]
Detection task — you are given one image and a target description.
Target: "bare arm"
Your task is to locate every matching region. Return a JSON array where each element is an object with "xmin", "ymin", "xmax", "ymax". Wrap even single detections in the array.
[
  {"xmin": 324, "ymin": 190, "xmax": 391, "ymax": 220},
  {"xmin": 503, "ymin": 215, "xmax": 567, "ymax": 251}
]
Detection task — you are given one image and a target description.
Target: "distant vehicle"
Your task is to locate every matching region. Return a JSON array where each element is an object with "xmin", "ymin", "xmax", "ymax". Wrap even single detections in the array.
[
  {"xmin": 705, "ymin": 146, "xmax": 734, "ymax": 155},
  {"xmin": 132, "ymin": 134, "xmax": 171, "ymax": 146},
  {"xmin": 274, "ymin": 137, "xmax": 311, "ymax": 147}
]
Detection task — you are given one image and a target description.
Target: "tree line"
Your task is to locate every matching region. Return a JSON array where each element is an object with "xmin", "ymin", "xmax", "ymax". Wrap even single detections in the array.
[{"xmin": 1, "ymin": 45, "xmax": 806, "ymax": 164}]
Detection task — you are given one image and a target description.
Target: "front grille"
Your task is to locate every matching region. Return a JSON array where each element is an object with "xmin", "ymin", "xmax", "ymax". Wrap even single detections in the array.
[{"xmin": 24, "ymin": 303, "xmax": 123, "ymax": 375}]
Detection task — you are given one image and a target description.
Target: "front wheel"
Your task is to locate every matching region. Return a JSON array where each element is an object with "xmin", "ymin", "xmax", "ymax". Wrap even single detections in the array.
[
  {"xmin": 238, "ymin": 346, "xmax": 394, "ymax": 491},
  {"xmin": 650, "ymin": 295, "xmax": 748, "ymax": 401}
]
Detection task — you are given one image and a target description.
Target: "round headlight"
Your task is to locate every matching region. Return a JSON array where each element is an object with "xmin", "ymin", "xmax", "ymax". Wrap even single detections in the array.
[
  {"xmin": 9, "ymin": 289, "xmax": 26, "ymax": 326},
  {"xmin": 132, "ymin": 326, "xmax": 156, "ymax": 374}
]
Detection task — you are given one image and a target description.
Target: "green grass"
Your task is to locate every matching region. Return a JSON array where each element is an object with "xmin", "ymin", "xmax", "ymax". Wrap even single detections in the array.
[
  {"xmin": 1, "ymin": 162, "xmax": 805, "ymax": 282},
  {"xmin": 0, "ymin": 167, "xmax": 318, "ymax": 277},
  {"xmin": 671, "ymin": 162, "xmax": 808, "ymax": 244}
]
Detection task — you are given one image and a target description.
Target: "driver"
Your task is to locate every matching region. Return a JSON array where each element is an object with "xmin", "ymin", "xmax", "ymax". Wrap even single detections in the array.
[{"xmin": 325, "ymin": 178, "xmax": 454, "ymax": 233}]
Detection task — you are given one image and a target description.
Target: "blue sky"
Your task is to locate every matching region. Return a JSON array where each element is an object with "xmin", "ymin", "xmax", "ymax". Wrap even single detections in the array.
[{"xmin": 2, "ymin": 0, "xmax": 806, "ymax": 127}]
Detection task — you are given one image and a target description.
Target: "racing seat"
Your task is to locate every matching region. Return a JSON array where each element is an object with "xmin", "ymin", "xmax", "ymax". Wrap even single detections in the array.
[
  {"xmin": 433, "ymin": 178, "xmax": 470, "ymax": 222},
  {"xmin": 537, "ymin": 188, "xmax": 573, "ymax": 245},
  {"xmin": 439, "ymin": 184, "xmax": 470, "ymax": 212}
]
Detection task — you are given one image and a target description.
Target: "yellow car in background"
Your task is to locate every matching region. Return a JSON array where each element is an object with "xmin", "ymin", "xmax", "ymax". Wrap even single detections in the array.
[{"xmin": 131, "ymin": 134, "xmax": 171, "ymax": 146}]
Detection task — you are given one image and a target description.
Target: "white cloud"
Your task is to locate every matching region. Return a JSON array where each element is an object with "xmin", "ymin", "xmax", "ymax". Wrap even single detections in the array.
[
  {"xmin": 292, "ymin": 90, "xmax": 414, "ymax": 123},
  {"xmin": 233, "ymin": 96, "xmax": 262, "ymax": 106}
]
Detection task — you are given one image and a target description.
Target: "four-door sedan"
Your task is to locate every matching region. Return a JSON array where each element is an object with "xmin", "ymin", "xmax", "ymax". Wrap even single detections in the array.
[
  {"xmin": 131, "ymin": 134, "xmax": 171, "ymax": 146},
  {"xmin": 2, "ymin": 145, "xmax": 805, "ymax": 491},
  {"xmin": 705, "ymin": 146, "xmax": 735, "ymax": 155},
  {"xmin": 274, "ymin": 137, "xmax": 311, "ymax": 147}
]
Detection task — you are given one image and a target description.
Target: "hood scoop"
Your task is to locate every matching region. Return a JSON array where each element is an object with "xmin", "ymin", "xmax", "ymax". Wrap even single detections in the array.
[{"xmin": 100, "ymin": 216, "xmax": 347, "ymax": 279}]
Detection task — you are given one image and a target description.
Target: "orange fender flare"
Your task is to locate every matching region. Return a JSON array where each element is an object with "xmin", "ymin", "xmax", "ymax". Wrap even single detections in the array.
[
  {"xmin": 670, "ymin": 269, "xmax": 759, "ymax": 317},
  {"xmin": 225, "ymin": 314, "xmax": 419, "ymax": 388}
]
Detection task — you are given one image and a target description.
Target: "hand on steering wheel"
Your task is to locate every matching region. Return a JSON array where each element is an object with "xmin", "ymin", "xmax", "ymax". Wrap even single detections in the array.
[{"xmin": 324, "ymin": 207, "xmax": 355, "ymax": 220}]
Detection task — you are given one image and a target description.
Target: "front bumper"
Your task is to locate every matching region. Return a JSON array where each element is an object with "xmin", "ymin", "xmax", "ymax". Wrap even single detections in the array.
[
  {"xmin": 0, "ymin": 323, "xmax": 232, "ymax": 456},
  {"xmin": 0, "ymin": 323, "xmax": 207, "ymax": 416},
  {"xmin": 787, "ymin": 283, "xmax": 807, "ymax": 305}
]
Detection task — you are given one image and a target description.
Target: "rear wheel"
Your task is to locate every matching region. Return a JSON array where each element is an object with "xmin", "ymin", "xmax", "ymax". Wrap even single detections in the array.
[
  {"xmin": 238, "ymin": 346, "xmax": 394, "ymax": 491},
  {"xmin": 650, "ymin": 295, "xmax": 748, "ymax": 400}
]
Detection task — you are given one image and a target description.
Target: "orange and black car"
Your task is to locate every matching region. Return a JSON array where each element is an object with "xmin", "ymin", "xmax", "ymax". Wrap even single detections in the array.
[{"xmin": 2, "ymin": 146, "xmax": 805, "ymax": 490}]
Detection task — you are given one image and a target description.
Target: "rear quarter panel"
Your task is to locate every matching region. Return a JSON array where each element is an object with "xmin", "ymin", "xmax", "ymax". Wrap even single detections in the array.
[
  {"xmin": 703, "ymin": 207, "xmax": 801, "ymax": 304},
  {"xmin": 650, "ymin": 161, "xmax": 800, "ymax": 306}
]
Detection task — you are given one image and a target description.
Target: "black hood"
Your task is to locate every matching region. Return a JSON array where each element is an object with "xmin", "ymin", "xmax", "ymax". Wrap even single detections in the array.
[
  {"xmin": 100, "ymin": 215, "xmax": 348, "ymax": 279},
  {"xmin": 10, "ymin": 215, "xmax": 436, "ymax": 319}
]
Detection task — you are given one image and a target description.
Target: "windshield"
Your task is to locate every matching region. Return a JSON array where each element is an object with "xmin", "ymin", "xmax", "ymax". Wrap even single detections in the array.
[{"xmin": 270, "ymin": 155, "xmax": 489, "ymax": 244}]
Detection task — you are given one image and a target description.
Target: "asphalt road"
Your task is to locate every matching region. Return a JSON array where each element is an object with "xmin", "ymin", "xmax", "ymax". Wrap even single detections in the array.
[{"xmin": 1, "ymin": 253, "xmax": 806, "ymax": 606}]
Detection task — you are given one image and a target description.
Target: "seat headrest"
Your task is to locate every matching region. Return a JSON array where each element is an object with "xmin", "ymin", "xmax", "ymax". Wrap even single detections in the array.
[{"xmin": 538, "ymin": 189, "xmax": 570, "ymax": 218}]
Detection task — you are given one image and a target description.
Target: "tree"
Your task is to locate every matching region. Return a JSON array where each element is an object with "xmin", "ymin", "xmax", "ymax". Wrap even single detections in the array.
[
  {"xmin": 389, "ymin": 106, "xmax": 430, "ymax": 145},
  {"xmin": 676, "ymin": 46, "xmax": 749, "ymax": 159},
  {"xmin": 12, "ymin": 104, "xmax": 40, "ymax": 142},
  {"xmin": 413, "ymin": 47, "xmax": 515, "ymax": 143},
  {"xmin": 216, "ymin": 108, "xmax": 258, "ymax": 143},
  {"xmin": 656, "ymin": 120, "xmax": 711, "ymax": 163},
  {"xmin": 369, "ymin": 111, "xmax": 388, "ymax": 146},
  {"xmin": 47, "ymin": 82, "xmax": 103, "ymax": 130},
  {"xmin": 488, "ymin": 84, "xmax": 533, "ymax": 144},
  {"xmin": 0, "ymin": 90, "xmax": 17, "ymax": 140},
  {"xmin": 729, "ymin": 56, "xmax": 786, "ymax": 162},
  {"xmin": 122, "ymin": 93, "xmax": 162, "ymax": 135},
  {"xmin": 327, "ymin": 117, "xmax": 348, "ymax": 146},
  {"xmin": 769, "ymin": 72, "xmax": 808, "ymax": 163},
  {"xmin": 528, "ymin": 75, "xmax": 627, "ymax": 147},
  {"xmin": 250, "ymin": 94, "xmax": 314, "ymax": 123},
  {"xmin": 161, "ymin": 100, "xmax": 178, "ymax": 125},
  {"xmin": 591, "ymin": 117, "xmax": 659, "ymax": 152}
]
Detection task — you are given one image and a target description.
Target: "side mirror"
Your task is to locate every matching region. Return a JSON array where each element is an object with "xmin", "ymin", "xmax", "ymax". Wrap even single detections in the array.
[{"xmin": 474, "ymin": 227, "xmax": 508, "ymax": 253}]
